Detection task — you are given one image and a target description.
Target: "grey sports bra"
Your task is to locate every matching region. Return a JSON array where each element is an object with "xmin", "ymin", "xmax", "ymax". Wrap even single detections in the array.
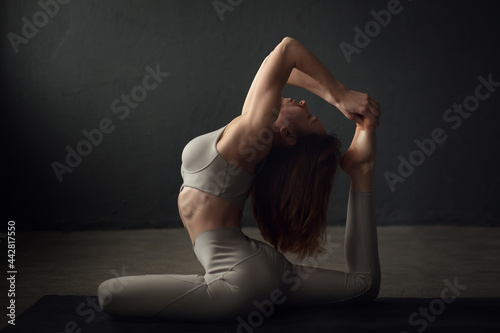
[{"xmin": 180, "ymin": 125, "xmax": 254, "ymax": 211}]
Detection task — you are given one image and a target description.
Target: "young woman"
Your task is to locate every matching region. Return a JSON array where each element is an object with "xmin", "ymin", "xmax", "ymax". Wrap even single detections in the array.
[{"xmin": 97, "ymin": 37, "xmax": 381, "ymax": 321}]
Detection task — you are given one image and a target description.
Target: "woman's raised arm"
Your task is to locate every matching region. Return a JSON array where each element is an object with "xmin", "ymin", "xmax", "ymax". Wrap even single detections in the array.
[
  {"xmin": 240, "ymin": 37, "xmax": 296, "ymax": 130},
  {"xmin": 285, "ymin": 41, "xmax": 381, "ymax": 127},
  {"xmin": 241, "ymin": 37, "xmax": 380, "ymax": 129}
]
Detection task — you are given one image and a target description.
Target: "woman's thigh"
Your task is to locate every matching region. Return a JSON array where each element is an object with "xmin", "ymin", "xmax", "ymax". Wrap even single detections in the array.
[{"xmin": 97, "ymin": 232, "xmax": 295, "ymax": 321}]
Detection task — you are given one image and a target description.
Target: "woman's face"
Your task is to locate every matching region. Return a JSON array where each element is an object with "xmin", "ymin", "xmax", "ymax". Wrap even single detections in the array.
[{"xmin": 279, "ymin": 97, "xmax": 326, "ymax": 136}]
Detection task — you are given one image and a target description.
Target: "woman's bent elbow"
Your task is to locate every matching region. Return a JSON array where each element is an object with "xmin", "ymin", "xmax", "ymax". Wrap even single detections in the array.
[
  {"xmin": 280, "ymin": 36, "xmax": 299, "ymax": 49},
  {"xmin": 281, "ymin": 36, "xmax": 295, "ymax": 44}
]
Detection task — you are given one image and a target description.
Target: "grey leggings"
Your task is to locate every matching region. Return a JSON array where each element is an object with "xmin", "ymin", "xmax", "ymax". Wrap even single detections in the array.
[{"xmin": 97, "ymin": 190, "xmax": 380, "ymax": 321}]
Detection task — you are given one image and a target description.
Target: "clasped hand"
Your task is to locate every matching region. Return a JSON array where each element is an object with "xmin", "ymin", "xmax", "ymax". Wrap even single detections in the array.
[{"xmin": 337, "ymin": 89, "xmax": 381, "ymax": 128}]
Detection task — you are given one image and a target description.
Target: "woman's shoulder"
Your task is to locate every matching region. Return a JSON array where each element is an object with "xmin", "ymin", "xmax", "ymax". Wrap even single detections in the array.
[{"xmin": 216, "ymin": 114, "xmax": 274, "ymax": 174}]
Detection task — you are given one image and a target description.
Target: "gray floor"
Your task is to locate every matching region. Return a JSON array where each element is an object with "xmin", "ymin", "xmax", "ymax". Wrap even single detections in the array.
[{"xmin": 1, "ymin": 226, "xmax": 499, "ymax": 329}]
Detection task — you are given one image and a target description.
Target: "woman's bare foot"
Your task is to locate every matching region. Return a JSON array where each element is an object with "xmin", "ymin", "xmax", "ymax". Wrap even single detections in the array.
[{"xmin": 340, "ymin": 121, "xmax": 377, "ymax": 191}]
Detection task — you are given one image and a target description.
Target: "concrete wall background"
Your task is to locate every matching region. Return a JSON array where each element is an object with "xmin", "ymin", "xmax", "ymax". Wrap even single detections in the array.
[{"xmin": 2, "ymin": 0, "xmax": 499, "ymax": 231}]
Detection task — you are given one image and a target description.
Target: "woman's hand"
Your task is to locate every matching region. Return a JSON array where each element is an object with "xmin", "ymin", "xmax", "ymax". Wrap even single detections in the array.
[
  {"xmin": 340, "ymin": 120, "xmax": 377, "ymax": 177},
  {"xmin": 336, "ymin": 89, "xmax": 380, "ymax": 128}
]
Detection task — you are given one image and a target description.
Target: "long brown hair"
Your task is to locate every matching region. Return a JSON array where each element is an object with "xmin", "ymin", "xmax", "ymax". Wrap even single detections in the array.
[{"xmin": 250, "ymin": 133, "xmax": 341, "ymax": 259}]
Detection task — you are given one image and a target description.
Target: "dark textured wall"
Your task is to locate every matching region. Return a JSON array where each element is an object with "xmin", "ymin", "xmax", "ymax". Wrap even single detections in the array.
[{"xmin": 2, "ymin": 0, "xmax": 499, "ymax": 231}]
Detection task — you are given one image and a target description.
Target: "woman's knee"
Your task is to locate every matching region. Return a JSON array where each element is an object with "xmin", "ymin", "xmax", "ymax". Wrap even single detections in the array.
[
  {"xmin": 97, "ymin": 276, "xmax": 133, "ymax": 314},
  {"xmin": 351, "ymin": 273, "xmax": 381, "ymax": 304},
  {"xmin": 366, "ymin": 273, "xmax": 381, "ymax": 301}
]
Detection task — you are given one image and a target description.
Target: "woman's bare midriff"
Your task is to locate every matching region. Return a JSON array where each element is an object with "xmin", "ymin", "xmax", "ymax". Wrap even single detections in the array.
[
  {"xmin": 177, "ymin": 115, "xmax": 268, "ymax": 245},
  {"xmin": 178, "ymin": 187, "xmax": 243, "ymax": 245}
]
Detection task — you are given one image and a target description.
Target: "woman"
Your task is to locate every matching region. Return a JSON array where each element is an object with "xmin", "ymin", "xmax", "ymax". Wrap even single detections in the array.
[{"xmin": 97, "ymin": 37, "xmax": 381, "ymax": 321}]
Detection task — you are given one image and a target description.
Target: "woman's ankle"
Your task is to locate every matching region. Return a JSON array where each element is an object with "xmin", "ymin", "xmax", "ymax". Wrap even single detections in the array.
[{"xmin": 349, "ymin": 165, "xmax": 374, "ymax": 192}]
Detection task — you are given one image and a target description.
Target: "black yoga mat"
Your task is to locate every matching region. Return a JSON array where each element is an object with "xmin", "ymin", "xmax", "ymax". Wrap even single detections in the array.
[{"xmin": 1, "ymin": 296, "xmax": 499, "ymax": 333}]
